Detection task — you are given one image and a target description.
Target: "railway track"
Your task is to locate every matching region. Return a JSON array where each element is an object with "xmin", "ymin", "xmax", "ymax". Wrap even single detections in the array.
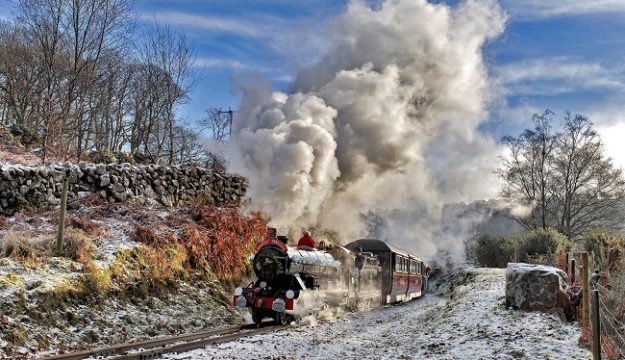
[{"xmin": 39, "ymin": 323, "xmax": 289, "ymax": 360}]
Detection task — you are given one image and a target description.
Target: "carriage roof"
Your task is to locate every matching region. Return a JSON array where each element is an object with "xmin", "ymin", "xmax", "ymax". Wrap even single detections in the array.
[{"xmin": 345, "ymin": 239, "xmax": 424, "ymax": 262}]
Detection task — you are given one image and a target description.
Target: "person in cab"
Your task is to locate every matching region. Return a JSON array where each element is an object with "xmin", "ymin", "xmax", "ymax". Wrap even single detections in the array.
[{"xmin": 297, "ymin": 230, "xmax": 317, "ymax": 250}]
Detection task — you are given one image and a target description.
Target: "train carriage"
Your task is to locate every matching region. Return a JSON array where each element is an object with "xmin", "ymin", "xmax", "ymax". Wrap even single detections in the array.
[{"xmin": 345, "ymin": 239, "xmax": 427, "ymax": 304}]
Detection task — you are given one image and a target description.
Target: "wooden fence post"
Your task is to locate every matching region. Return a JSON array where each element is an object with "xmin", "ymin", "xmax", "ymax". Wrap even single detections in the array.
[
  {"xmin": 55, "ymin": 179, "xmax": 68, "ymax": 255},
  {"xmin": 591, "ymin": 289, "xmax": 601, "ymax": 360},
  {"xmin": 571, "ymin": 259, "xmax": 576, "ymax": 284},
  {"xmin": 582, "ymin": 252, "xmax": 590, "ymax": 331}
]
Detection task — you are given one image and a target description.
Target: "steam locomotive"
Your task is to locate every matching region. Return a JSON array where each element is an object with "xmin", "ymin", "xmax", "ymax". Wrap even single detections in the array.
[{"xmin": 232, "ymin": 228, "xmax": 429, "ymax": 325}]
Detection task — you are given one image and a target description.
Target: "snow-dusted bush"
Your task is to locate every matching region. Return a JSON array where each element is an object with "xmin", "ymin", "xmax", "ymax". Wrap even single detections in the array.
[
  {"xmin": 466, "ymin": 228, "xmax": 571, "ymax": 268},
  {"xmin": 0, "ymin": 229, "xmax": 95, "ymax": 265},
  {"xmin": 580, "ymin": 231, "xmax": 625, "ymax": 271},
  {"xmin": 517, "ymin": 228, "xmax": 571, "ymax": 264},
  {"xmin": 465, "ymin": 234, "xmax": 517, "ymax": 268}
]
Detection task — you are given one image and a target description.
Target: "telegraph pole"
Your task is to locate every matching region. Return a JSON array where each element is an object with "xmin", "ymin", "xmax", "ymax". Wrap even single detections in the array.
[{"xmin": 217, "ymin": 107, "xmax": 235, "ymax": 137}]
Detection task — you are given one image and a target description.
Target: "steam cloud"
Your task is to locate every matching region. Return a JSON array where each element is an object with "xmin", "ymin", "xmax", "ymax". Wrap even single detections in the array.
[{"xmin": 227, "ymin": 0, "xmax": 507, "ymax": 258}]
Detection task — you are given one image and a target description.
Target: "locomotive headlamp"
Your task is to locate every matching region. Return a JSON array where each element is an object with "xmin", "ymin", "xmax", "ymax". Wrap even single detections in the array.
[
  {"xmin": 272, "ymin": 298, "xmax": 286, "ymax": 313},
  {"xmin": 260, "ymin": 281, "xmax": 267, "ymax": 289},
  {"xmin": 234, "ymin": 287, "xmax": 243, "ymax": 296},
  {"xmin": 235, "ymin": 296, "xmax": 247, "ymax": 308},
  {"xmin": 285, "ymin": 290, "xmax": 295, "ymax": 299}
]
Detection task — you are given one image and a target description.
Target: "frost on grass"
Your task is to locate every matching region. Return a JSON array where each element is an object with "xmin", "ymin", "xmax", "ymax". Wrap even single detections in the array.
[{"xmin": 0, "ymin": 201, "xmax": 266, "ymax": 358}]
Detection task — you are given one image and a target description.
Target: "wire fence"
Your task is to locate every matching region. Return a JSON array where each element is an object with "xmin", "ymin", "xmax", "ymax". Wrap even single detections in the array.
[
  {"xmin": 597, "ymin": 293, "xmax": 625, "ymax": 359},
  {"xmin": 560, "ymin": 251, "xmax": 625, "ymax": 360}
]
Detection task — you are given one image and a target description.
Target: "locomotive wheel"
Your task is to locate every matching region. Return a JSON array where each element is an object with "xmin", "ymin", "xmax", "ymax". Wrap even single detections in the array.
[
  {"xmin": 252, "ymin": 311, "xmax": 263, "ymax": 325},
  {"xmin": 274, "ymin": 312, "xmax": 291, "ymax": 325}
]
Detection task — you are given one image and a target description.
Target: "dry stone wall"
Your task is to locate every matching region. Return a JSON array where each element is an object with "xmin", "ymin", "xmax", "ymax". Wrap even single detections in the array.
[{"xmin": 0, "ymin": 163, "xmax": 247, "ymax": 215}]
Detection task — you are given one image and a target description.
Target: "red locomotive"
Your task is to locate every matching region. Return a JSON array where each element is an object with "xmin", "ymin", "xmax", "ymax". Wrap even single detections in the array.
[{"xmin": 232, "ymin": 228, "xmax": 428, "ymax": 324}]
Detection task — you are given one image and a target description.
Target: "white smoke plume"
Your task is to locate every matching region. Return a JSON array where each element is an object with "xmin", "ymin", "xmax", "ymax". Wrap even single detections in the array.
[{"xmin": 227, "ymin": 0, "xmax": 507, "ymax": 258}]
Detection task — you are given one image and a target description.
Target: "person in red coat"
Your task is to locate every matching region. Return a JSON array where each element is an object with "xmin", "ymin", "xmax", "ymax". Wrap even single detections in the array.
[{"xmin": 297, "ymin": 230, "xmax": 317, "ymax": 250}]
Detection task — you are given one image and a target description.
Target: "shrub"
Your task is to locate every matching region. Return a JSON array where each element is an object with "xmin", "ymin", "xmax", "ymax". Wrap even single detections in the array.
[
  {"xmin": 108, "ymin": 244, "xmax": 188, "ymax": 297},
  {"xmin": 9, "ymin": 124, "xmax": 40, "ymax": 146},
  {"xmin": 68, "ymin": 215, "xmax": 103, "ymax": 236},
  {"xmin": 88, "ymin": 150, "xmax": 117, "ymax": 164},
  {"xmin": 0, "ymin": 229, "xmax": 95, "ymax": 265},
  {"xmin": 133, "ymin": 204, "xmax": 267, "ymax": 282},
  {"xmin": 132, "ymin": 152, "xmax": 159, "ymax": 165},
  {"xmin": 517, "ymin": 228, "xmax": 571, "ymax": 264},
  {"xmin": 465, "ymin": 234, "xmax": 518, "ymax": 268},
  {"xmin": 188, "ymin": 205, "xmax": 267, "ymax": 281},
  {"xmin": 580, "ymin": 231, "xmax": 625, "ymax": 271},
  {"xmin": 0, "ymin": 216, "xmax": 9, "ymax": 230},
  {"xmin": 466, "ymin": 228, "xmax": 572, "ymax": 268},
  {"xmin": 60, "ymin": 229, "xmax": 96, "ymax": 265},
  {"xmin": 1, "ymin": 231, "xmax": 46, "ymax": 259},
  {"xmin": 133, "ymin": 225, "xmax": 178, "ymax": 247},
  {"xmin": 114, "ymin": 151, "xmax": 135, "ymax": 164}
]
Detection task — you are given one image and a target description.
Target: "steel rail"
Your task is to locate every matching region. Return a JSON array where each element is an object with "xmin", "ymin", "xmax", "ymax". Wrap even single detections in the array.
[
  {"xmin": 39, "ymin": 325, "xmax": 250, "ymax": 360},
  {"xmin": 107, "ymin": 324, "xmax": 290, "ymax": 360}
]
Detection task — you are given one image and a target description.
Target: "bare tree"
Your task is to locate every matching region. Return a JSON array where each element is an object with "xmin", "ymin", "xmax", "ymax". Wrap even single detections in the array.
[
  {"xmin": 0, "ymin": 2, "xmax": 215, "ymax": 168},
  {"xmin": 500, "ymin": 110, "xmax": 557, "ymax": 231},
  {"xmin": 499, "ymin": 110, "xmax": 625, "ymax": 238},
  {"xmin": 64, "ymin": 0, "xmax": 134, "ymax": 160},
  {"xmin": 137, "ymin": 25, "xmax": 195, "ymax": 164},
  {"xmin": 11, "ymin": 0, "xmax": 133, "ymax": 161},
  {"xmin": 551, "ymin": 113, "xmax": 625, "ymax": 238},
  {"xmin": 17, "ymin": 0, "xmax": 66, "ymax": 162}
]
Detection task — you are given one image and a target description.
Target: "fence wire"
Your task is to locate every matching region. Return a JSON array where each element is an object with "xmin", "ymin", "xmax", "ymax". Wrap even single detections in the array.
[{"xmin": 598, "ymin": 295, "xmax": 625, "ymax": 359}]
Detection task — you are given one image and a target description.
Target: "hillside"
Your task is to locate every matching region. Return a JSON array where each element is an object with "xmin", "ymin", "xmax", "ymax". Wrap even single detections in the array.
[{"xmin": 0, "ymin": 174, "xmax": 266, "ymax": 358}]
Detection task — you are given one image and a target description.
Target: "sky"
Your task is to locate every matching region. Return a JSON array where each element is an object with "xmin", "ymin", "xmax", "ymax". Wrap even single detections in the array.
[{"xmin": 1, "ymin": 0, "xmax": 625, "ymax": 168}]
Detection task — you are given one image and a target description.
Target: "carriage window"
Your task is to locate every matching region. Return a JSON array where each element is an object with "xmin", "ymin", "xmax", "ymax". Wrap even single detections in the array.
[{"xmin": 395, "ymin": 257, "xmax": 400, "ymax": 272}]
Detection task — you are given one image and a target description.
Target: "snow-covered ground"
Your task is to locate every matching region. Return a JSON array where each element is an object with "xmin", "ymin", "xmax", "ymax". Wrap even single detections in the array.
[
  {"xmin": 0, "ymin": 207, "xmax": 241, "ymax": 358},
  {"xmin": 161, "ymin": 268, "xmax": 591, "ymax": 360}
]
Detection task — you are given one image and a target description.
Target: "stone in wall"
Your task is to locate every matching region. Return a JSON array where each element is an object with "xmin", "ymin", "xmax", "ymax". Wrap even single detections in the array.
[{"xmin": 0, "ymin": 163, "xmax": 248, "ymax": 215}]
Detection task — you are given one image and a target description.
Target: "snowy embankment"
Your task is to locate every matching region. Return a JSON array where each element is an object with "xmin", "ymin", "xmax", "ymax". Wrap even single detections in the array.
[{"xmin": 163, "ymin": 268, "xmax": 591, "ymax": 360}]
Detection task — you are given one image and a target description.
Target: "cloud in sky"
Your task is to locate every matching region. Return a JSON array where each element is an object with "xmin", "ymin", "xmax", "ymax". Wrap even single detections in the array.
[
  {"xmin": 594, "ymin": 110, "xmax": 625, "ymax": 170},
  {"xmin": 194, "ymin": 57, "xmax": 254, "ymax": 70},
  {"xmin": 500, "ymin": 0, "xmax": 625, "ymax": 18},
  {"xmin": 138, "ymin": 11, "xmax": 274, "ymax": 38},
  {"xmin": 494, "ymin": 58, "xmax": 625, "ymax": 96}
]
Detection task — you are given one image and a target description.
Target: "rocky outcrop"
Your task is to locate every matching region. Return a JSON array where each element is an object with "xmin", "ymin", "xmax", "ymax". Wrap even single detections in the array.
[
  {"xmin": 505, "ymin": 263, "xmax": 574, "ymax": 320},
  {"xmin": 0, "ymin": 163, "xmax": 247, "ymax": 215}
]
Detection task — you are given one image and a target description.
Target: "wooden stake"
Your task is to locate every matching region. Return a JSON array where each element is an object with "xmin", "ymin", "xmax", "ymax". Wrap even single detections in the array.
[
  {"xmin": 582, "ymin": 252, "xmax": 590, "ymax": 331},
  {"xmin": 571, "ymin": 259, "xmax": 576, "ymax": 284},
  {"xmin": 56, "ymin": 179, "xmax": 68, "ymax": 255},
  {"xmin": 591, "ymin": 289, "xmax": 601, "ymax": 360}
]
